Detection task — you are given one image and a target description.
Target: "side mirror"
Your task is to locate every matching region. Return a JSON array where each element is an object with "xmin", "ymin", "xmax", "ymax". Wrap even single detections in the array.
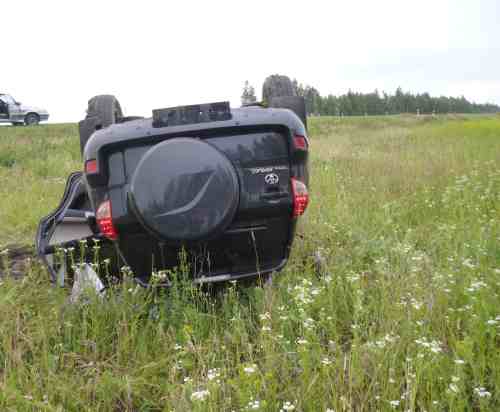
[{"xmin": 15, "ymin": 102, "xmax": 21, "ymax": 106}]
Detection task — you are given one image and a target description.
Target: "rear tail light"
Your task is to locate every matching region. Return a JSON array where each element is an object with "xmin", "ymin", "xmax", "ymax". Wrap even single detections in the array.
[
  {"xmin": 96, "ymin": 200, "xmax": 118, "ymax": 240},
  {"xmin": 291, "ymin": 178, "xmax": 309, "ymax": 217},
  {"xmin": 293, "ymin": 134, "xmax": 308, "ymax": 151},
  {"xmin": 85, "ymin": 159, "xmax": 98, "ymax": 174}
]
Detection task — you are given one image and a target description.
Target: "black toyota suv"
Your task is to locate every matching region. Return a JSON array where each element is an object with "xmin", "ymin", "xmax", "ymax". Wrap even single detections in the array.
[{"xmin": 37, "ymin": 76, "xmax": 309, "ymax": 286}]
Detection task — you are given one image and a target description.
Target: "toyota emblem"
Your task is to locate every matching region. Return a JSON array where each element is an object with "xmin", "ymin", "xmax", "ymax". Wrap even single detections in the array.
[{"xmin": 265, "ymin": 173, "xmax": 279, "ymax": 185}]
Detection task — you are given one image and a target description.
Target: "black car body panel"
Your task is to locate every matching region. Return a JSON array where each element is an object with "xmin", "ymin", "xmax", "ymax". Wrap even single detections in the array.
[{"xmin": 38, "ymin": 103, "xmax": 309, "ymax": 285}]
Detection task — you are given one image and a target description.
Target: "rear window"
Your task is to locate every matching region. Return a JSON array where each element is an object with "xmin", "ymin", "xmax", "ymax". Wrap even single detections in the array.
[{"xmin": 207, "ymin": 132, "xmax": 288, "ymax": 164}]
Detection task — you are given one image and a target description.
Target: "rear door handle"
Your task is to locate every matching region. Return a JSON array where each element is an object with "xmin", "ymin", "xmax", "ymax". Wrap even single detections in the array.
[{"xmin": 260, "ymin": 191, "xmax": 288, "ymax": 200}]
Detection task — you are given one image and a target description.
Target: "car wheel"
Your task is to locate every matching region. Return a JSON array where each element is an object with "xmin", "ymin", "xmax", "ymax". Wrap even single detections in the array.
[
  {"xmin": 262, "ymin": 74, "xmax": 297, "ymax": 103},
  {"xmin": 262, "ymin": 74, "xmax": 307, "ymax": 129},
  {"xmin": 78, "ymin": 95, "xmax": 123, "ymax": 154},
  {"xmin": 87, "ymin": 94, "xmax": 123, "ymax": 127},
  {"xmin": 24, "ymin": 113, "xmax": 40, "ymax": 126},
  {"xmin": 11, "ymin": 122, "xmax": 23, "ymax": 126}
]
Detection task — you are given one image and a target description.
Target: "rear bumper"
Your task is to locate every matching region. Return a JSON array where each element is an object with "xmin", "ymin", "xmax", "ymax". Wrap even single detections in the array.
[
  {"xmin": 192, "ymin": 258, "xmax": 287, "ymax": 284},
  {"xmin": 39, "ymin": 114, "xmax": 49, "ymax": 122}
]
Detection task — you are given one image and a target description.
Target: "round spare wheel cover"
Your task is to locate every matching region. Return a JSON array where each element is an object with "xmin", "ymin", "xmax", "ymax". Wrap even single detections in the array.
[{"xmin": 129, "ymin": 137, "xmax": 239, "ymax": 242}]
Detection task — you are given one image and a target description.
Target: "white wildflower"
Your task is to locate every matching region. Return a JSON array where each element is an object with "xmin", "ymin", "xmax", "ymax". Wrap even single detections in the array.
[
  {"xmin": 321, "ymin": 357, "xmax": 332, "ymax": 366},
  {"xmin": 454, "ymin": 359, "xmax": 465, "ymax": 365},
  {"xmin": 303, "ymin": 318, "xmax": 315, "ymax": 329},
  {"xmin": 280, "ymin": 400, "xmax": 296, "ymax": 411},
  {"xmin": 207, "ymin": 368, "xmax": 220, "ymax": 381},
  {"xmin": 246, "ymin": 399, "xmax": 260, "ymax": 409},
  {"xmin": 259, "ymin": 312, "xmax": 271, "ymax": 321},
  {"xmin": 191, "ymin": 389, "xmax": 209, "ymax": 401},
  {"xmin": 474, "ymin": 387, "xmax": 491, "ymax": 398},
  {"xmin": 244, "ymin": 364, "xmax": 257, "ymax": 374},
  {"xmin": 389, "ymin": 400, "xmax": 400, "ymax": 408},
  {"xmin": 296, "ymin": 338, "xmax": 308, "ymax": 345}
]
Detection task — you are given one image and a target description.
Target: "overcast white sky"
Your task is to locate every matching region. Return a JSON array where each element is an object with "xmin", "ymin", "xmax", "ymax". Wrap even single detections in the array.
[{"xmin": 2, "ymin": 0, "xmax": 499, "ymax": 122}]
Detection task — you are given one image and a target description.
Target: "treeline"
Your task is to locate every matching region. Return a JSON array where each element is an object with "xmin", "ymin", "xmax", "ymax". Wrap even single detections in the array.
[{"xmin": 292, "ymin": 81, "xmax": 500, "ymax": 116}]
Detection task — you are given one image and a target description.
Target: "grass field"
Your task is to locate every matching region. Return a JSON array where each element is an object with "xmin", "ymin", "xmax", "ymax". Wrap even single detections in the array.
[{"xmin": 0, "ymin": 115, "xmax": 499, "ymax": 411}]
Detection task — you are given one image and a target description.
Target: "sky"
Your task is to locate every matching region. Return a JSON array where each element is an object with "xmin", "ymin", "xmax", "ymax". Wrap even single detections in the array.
[{"xmin": 2, "ymin": 0, "xmax": 499, "ymax": 123}]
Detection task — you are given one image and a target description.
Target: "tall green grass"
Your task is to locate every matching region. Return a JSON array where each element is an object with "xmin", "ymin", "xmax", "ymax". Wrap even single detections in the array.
[
  {"xmin": 0, "ymin": 124, "xmax": 80, "ymax": 245},
  {"xmin": 0, "ymin": 116, "xmax": 499, "ymax": 411}
]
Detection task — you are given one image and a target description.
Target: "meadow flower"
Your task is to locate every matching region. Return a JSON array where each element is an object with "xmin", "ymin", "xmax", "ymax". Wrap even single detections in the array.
[
  {"xmin": 280, "ymin": 400, "xmax": 296, "ymax": 411},
  {"xmin": 462, "ymin": 258, "xmax": 476, "ymax": 269},
  {"xmin": 207, "ymin": 368, "xmax": 220, "ymax": 381},
  {"xmin": 448, "ymin": 383, "xmax": 459, "ymax": 394},
  {"xmin": 454, "ymin": 359, "xmax": 465, "ymax": 365},
  {"xmin": 303, "ymin": 318, "xmax": 315, "ymax": 329},
  {"xmin": 321, "ymin": 357, "xmax": 332, "ymax": 366},
  {"xmin": 296, "ymin": 338, "xmax": 308, "ymax": 345},
  {"xmin": 174, "ymin": 344, "xmax": 182, "ymax": 350},
  {"xmin": 486, "ymin": 319, "xmax": 497, "ymax": 326},
  {"xmin": 183, "ymin": 376, "xmax": 192, "ymax": 384},
  {"xmin": 261, "ymin": 326, "xmax": 271, "ymax": 332},
  {"xmin": 415, "ymin": 337, "xmax": 442, "ymax": 354},
  {"xmin": 389, "ymin": 400, "xmax": 400, "ymax": 408},
  {"xmin": 244, "ymin": 364, "xmax": 257, "ymax": 374},
  {"xmin": 259, "ymin": 312, "xmax": 271, "ymax": 321},
  {"xmin": 467, "ymin": 280, "xmax": 487, "ymax": 292},
  {"xmin": 246, "ymin": 399, "xmax": 260, "ymax": 409},
  {"xmin": 473, "ymin": 387, "xmax": 491, "ymax": 398},
  {"xmin": 191, "ymin": 389, "xmax": 209, "ymax": 401}
]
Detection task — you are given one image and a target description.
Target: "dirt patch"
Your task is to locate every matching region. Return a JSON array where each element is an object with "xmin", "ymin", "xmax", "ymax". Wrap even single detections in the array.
[{"xmin": 0, "ymin": 244, "xmax": 35, "ymax": 279}]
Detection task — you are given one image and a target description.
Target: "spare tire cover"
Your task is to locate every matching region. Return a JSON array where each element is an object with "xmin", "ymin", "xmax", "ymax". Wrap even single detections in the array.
[{"xmin": 129, "ymin": 138, "xmax": 239, "ymax": 242}]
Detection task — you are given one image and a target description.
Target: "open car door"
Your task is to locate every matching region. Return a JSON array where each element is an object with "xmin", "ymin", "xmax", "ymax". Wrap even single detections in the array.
[{"xmin": 36, "ymin": 172, "xmax": 118, "ymax": 287}]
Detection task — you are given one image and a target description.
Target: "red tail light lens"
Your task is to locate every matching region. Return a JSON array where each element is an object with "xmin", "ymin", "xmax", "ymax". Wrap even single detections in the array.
[
  {"xmin": 293, "ymin": 135, "xmax": 308, "ymax": 151},
  {"xmin": 85, "ymin": 159, "xmax": 98, "ymax": 174},
  {"xmin": 291, "ymin": 178, "xmax": 309, "ymax": 217},
  {"xmin": 96, "ymin": 200, "xmax": 118, "ymax": 240}
]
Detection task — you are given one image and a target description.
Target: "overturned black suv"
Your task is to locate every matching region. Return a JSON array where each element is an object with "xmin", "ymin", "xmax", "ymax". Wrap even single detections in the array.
[{"xmin": 37, "ymin": 76, "xmax": 309, "ymax": 286}]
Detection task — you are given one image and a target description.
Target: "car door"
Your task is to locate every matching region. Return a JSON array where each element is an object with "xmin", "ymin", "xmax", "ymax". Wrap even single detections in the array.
[
  {"xmin": 0, "ymin": 97, "xmax": 9, "ymax": 121},
  {"xmin": 3, "ymin": 95, "xmax": 23, "ymax": 122}
]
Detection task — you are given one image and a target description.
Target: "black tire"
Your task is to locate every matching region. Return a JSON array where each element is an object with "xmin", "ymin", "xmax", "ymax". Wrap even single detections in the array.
[
  {"xmin": 87, "ymin": 95, "xmax": 123, "ymax": 126},
  {"xmin": 11, "ymin": 122, "xmax": 23, "ymax": 126},
  {"xmin": 24, "ymin": 113, "xmax": 40, "ymax": 126},
  {"xmin": 78, "ymin": 95, "xmax": 123, "ymax": 155},
  {"xmin": 262, "ymin": 74, "xmax": 297, "ymax": 103},
  {"xmin": 262, "ymin": 74, "xmax": 307, "ymax": 129}
]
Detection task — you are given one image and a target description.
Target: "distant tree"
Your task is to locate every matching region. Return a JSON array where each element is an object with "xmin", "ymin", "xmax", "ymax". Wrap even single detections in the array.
[
  {"xmin": 254, "ymin": 78, "xmax": 500, "ymax": 116},
  {"xmin": 241, "ymin": 81, "xmax": 257, "ymax": 105}
]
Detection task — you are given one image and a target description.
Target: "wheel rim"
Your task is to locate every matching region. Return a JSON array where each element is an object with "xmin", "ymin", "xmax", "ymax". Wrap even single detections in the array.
[{"xmin": 27, "ymin": 115, "xmax": 38, "ymax": 125}]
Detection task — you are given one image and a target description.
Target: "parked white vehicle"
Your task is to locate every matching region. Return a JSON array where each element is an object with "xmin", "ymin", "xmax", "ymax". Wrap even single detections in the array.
[{"xmin": 0, "ymin": 93, "xmax": 49, "ymax": 125}]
